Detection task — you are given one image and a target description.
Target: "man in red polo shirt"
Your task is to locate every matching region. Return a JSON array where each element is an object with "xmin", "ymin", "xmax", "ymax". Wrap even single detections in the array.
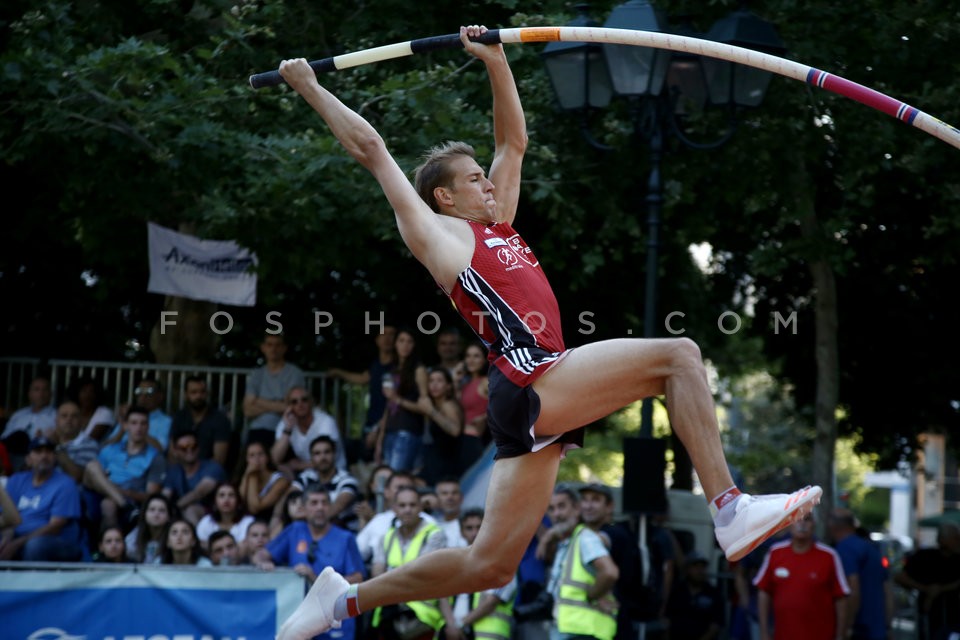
[{"xmin": 754, "ymin": 512, "xmax": 849, "ymax": 640}]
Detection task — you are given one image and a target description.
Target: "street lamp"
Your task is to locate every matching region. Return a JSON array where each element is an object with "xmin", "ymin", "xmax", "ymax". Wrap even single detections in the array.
[
  {"xmin": 601, "ymin": 0, "xmax": 670, "ymax": 99},
  {"xmin": 704, "ymin": 9, "xmax": 786, "ymax": 108},
  {"xmin": 541, "ymin": 5, "xmax": 614, "ymax": 148},
  {"xmin": 542, "ymin": 1, "xmax": 784, "ymax": 441}
]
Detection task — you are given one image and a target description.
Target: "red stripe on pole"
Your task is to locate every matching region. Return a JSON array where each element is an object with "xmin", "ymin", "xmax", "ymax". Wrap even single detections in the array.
[{"xmin": 820, "ymin": 74, "xmax": 910, "ymax": 121}]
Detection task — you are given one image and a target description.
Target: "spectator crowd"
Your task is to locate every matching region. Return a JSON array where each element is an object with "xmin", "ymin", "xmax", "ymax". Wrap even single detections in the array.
[{"xmin": 1, "ymin": 326, "xmax": 958, "ymax": 640}]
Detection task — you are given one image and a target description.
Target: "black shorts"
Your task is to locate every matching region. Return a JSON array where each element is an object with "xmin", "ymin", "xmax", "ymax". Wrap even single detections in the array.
[{"xmin": 487, "ymin": 362, "xmax": 585, "ymax": 459}]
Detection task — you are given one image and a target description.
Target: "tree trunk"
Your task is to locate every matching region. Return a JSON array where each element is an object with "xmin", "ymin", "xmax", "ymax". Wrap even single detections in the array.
[
  {"xmin": 791, "ymin": 159, "xmax": 840, "ymax": 519},
  {"xmin": 149, "ymin": 295, "xmax": 220, "ymax": 365},
  {"xmin": 808, "ymin": 258, "xmax": 839, "ymax": 514}
]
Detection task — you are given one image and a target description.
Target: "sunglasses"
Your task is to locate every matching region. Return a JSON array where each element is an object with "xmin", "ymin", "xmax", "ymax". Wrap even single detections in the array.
[
  {"xmin": 306, "ymin": 539, "xmax": 318, "ymax": 565},
  {"xmin": 288, "ymin": 396, "xmax": 310, "ymax": 405},
  {"xmin": 134, "ymin": 388, "xmax": 157, "ymax": 396}
]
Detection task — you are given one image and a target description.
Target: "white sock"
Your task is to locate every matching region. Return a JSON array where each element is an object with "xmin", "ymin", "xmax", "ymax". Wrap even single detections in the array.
[{"xmin": 713, "ymin": 494, "xmax": 744, "ymax": 527}]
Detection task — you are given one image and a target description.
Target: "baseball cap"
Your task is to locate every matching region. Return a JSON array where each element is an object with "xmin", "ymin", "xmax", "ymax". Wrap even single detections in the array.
[
  {"xmin": 29, "ymin": 436, "xmax": 56, "ymax": 451},
  {"xmin": 579, "ymin": 482, "xmax": 614, "ymax": 502}
]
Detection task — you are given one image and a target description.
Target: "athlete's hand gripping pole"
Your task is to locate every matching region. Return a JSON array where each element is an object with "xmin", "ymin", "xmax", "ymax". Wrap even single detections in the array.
[{"xmin": 249, "ymin": 30, "xmax": 503, "ymax": 89}]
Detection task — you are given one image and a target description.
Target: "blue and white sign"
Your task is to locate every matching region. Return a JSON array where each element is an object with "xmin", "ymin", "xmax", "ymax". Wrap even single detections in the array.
[
  {"xmin": 147, "ymin": 222, "xmax": 258, "ymax": 306},
  {"xmin": 0, "ymin": 565, "xmax": 304, "ymax": 640}
]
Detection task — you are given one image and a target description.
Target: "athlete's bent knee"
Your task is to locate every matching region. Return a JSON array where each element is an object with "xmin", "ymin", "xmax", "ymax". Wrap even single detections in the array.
[{"xmin": 672, "ymin": 337, "xmax": 704, "ymax": 368}]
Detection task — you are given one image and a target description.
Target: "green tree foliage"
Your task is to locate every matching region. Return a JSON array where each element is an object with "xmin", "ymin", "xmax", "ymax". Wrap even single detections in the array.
[
  {"xmin": 660, "ymin": 0, "xmax": 960, "ymax": 468},
  {"xmin": 2, "ymin": 0, "xmax": 958, "ymax": 471}
]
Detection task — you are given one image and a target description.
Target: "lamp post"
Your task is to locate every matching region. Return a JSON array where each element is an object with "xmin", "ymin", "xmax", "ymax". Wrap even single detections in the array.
[{"xmin": 542, "ymin": 0, "xmax": 784, "ymax": 441}]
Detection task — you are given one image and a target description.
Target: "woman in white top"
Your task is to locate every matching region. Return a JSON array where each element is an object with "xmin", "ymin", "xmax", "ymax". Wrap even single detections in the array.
[
  {"xmin": 270, "ymin": 386, "xmax": 346, "ymax": 473},
  {"xmin": 196, "ymin": 481, "xmax": 255, "ymax": 550}
]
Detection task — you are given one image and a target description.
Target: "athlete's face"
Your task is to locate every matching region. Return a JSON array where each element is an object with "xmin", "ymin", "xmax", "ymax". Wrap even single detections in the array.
[{"xmin": 442, "ymin": 156, "xmax": 497, "ymax": 222}]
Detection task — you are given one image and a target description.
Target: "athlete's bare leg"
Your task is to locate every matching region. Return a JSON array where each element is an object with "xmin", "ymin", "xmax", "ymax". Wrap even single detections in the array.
[
  {"xmin": 357, "ymin": 445, "xmax": 562, "ymax": 608},
  {"xmin": 533, "ymin": 337, "xmax": 733, "ymax": 500},
  {"xmin": 531, "ymin": 337, "xmax": 820, "ymax": 562},
  {"xmin": 358, "ymin": 337, "xmax": 730, "ymax": 607},
  {"xmin": 277, "ymin": 337, "xmax": 819, "ymax": 640}
]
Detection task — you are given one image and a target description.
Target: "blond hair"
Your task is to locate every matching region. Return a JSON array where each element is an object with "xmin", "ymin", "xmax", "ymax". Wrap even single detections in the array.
[{"xmin": 413, "ymin": 141, "xmax": 476, "ymax": 212}]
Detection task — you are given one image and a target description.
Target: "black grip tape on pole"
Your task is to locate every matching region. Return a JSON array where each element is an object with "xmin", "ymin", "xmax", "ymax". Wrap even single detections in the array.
[{"xmin": 249, "ymin": 29, "xmax": 502, "ymax": 89}]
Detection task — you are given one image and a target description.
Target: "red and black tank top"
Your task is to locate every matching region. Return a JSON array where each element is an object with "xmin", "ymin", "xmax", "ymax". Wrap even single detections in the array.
[{"xmin": 447, "ymin": 220, "xmax": 565, "ymax": 385}]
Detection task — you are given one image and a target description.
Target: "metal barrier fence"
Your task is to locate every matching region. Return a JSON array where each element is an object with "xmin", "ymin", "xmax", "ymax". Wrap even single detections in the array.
[{"xmin": 0, "ymin": 356, "xmax": 367, "ymax": 441}]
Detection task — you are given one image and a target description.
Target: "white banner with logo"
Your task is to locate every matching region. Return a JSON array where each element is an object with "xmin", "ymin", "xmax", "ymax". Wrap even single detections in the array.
[
  {"xmin": 0, "ymin": 564, "xmax": 304, "ymax": 639},
  {"xmin": 147, "ymin": 222, "xmax": 258, "ymax": 306}
]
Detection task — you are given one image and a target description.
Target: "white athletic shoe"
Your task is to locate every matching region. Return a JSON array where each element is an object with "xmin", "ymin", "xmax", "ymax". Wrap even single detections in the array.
[
  {"xmin": 715, "ymin": 485, "xmax": 823, "ymax": 562},
  {"xmin": 277, "ymin": 566, "xmax": 348, "ymax": 640}
]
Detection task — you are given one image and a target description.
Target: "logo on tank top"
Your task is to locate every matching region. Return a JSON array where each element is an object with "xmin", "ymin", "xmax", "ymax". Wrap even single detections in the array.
[
  {"xmin": 497, "ymin": 247, "xmax": 519, "ymax": 267},
  {"xmin": 506, "ymin": 234, "xmax": 539, "ymax": 267}
]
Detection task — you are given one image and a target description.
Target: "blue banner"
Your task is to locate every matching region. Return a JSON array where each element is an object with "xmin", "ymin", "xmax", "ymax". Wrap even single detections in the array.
[{"xmin": 0, "ymin": 565, "xmax": 304, "ymax": 640}]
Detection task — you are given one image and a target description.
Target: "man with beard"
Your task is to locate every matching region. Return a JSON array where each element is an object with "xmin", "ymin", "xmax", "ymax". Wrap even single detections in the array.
[
  {"xmin": 1, "ymin": 436, "xmax": 82, "ymax": 561},
  {"xmin": 163, "ymin": 430, "xmax": 226, "ymax": 525},
  {"xmin": 171, "ymin": 375, "xmax": 232, "ymax": 467}
]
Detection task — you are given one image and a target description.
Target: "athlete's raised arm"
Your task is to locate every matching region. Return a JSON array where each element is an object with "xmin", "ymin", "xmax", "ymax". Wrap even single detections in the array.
[
  {"xmin": 462, "ymin": 25, "xmax": 527, "ymax": 226},
  {"xmin": 279, "ymin": 58, "xmax": 466, "ymax": 281}
]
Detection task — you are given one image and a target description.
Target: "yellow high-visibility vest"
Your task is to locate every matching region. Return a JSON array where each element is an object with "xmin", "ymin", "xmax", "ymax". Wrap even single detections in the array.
[
  {"xmin": 555, "ymin": 524, "xmax": 617, "ymax": 640},
  {"xmin": 469, "ymin": 591, "xmax": 513, "ymax": 640},
  {"xmin": 372, "ymin": 522, "xmax": 444, "ymax": 630}
]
